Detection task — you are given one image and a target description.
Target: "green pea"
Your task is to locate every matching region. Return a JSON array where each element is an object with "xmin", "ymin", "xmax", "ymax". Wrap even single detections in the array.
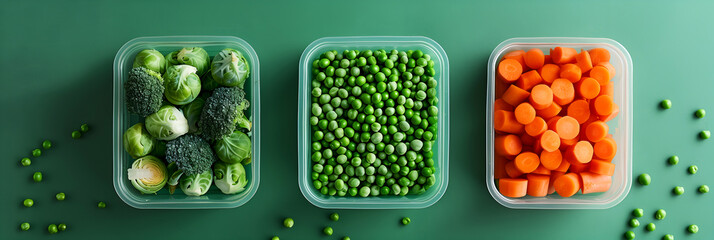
[
  {"xmin": 660, "ymin": 99, "xmax": 672, "ymax": 109},
  {"xmin": 668, "ymin": 155, "xmax": 679, "ymax": 165},
  {"xmin": 647, "ymin": 223, "xmax": 656, "ymax": 231},
  {"xmin": 48, "ymin": 224, "xmax": 58, "ymax": 234},
  {"xmin": 673, "ymin": 186, "xmax": 684, "ymax": 195},
  {"xmin": 695, "ymin": 109, "xmax": 706, "ymax": 118},
  {"xmin": 329, "ymin": 212, "xmax": 339, "ymax": 221},
  {"xmin": 343, "ymin": 237, "xmax": 351, "ymax": 240},
  {"xmin": 624, "ymin": 231, "xmax": 635, "ymax": 239},
  {"xmin": 42, "ymin": 140, "xmax": 52, "ymax": 149},
  {"xmin": 699, "ymin": 185, "xmax": 709, "ymax": 193},
  {"xmin": 655, "ymin": 209, "xmax": 666, "ymax": 220},
  {"xmin": 323, "ymin": 226, "xmax": 333, "ymax": 236},
  {"xmin": 33, "ymin": 172, "xmax": 43, "ymax": 182},
  {"xmin": 359, "ymin": 186, "xmax": 370, "ymax": 197},
  {"xmin": 20, "ymin": 222, "xmax": 30, "ymax": 231},
  {"xmin": 688, "ymin": 165, "xmax": 698, "ymax": 174},
  {"xmin": 23, "ymin": 199, "xmax": 33, "ymax": 207},
  {"xmin": 20, "ymin": 157, "xmax": 31, "ymax": 166},
  {"xmin": 98, "ymin": 201, "xmax": 106, "ymax": 208},
  {"xmin": 71, "ymin": 131, "xmax": 82, "ymax": 139},
  {"xmin": 662, "ymin": 234, "xmax": 673, "ymax": 240},
  {"xmin": 638, "ymin": 173, "xmax": 651, "ymax": 185},
  {"xmin": 700, "ymin": 130, "xmax": 710, "ymax": 139},
  {"xmin": 32, "ymin": 149, "xmax": 41, "ymax": 157},
  {"xmin": 401, "ymin": 217, "xmax": 411, "ymax": 225},
  {"xmin": 688, "ymin": 224, "xmax": 698, "ymax": 233},
  {"xmin": 272, "ymin": 236, "xmax": 279, "ymax": 240},
  {"xmin": 633, "ymin": 208, "xmax": 644, "ymax": 218},
  {"xmin": 283, "ymin": 218, "xmax": 294, "ymax": 228},
  {"xmin": 58, "ymin": 223, "xmax": 67, "ymax": 231},
  {"xmin": 629, "ymin": 219, "xmax": 640, "ymax": 228}
]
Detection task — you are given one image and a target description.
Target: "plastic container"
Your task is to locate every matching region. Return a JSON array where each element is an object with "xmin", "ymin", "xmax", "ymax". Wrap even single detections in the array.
[
  {"xmin": 112, "ymin": 36, "xmax": 261, "ymax": 209},
  {"xmin": 486, "ymin": 37, "xmax": 633, "ymax": 209},
  {"xmin": 297, "ymin": 36, "xmax": 450, "ymax": 209}
]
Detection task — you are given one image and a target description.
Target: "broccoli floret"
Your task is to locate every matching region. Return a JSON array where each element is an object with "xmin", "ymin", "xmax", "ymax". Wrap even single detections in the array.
[
  {"xmin": 125, "ymin": 67, "xmax": 164, "ymax": 117},
  {"xmin": 198, "ymin": 87, "xmax": 251, "ymax": 141},
  {"xmin": 165, "ymin": 134, "xmax": 216, "ymax": 176}
]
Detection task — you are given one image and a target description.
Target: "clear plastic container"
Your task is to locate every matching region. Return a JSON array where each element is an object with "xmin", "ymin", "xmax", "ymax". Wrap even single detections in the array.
[
  {"xmin": 112, "ymin": 36, "xmax": 261, "ymax": 209},
  {"xmin": 297, "ymin": 36, "xmax": 450, "ymax": 209},
  {"xmin": 486, "ymin": 37, "xmax": 633, "ymax": 209}
]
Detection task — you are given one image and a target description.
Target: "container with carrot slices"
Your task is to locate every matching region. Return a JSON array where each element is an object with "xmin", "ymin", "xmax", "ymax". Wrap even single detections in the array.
[{"xmin": 486, "ymin": 38, "xmax": 632, "ymax": 209}]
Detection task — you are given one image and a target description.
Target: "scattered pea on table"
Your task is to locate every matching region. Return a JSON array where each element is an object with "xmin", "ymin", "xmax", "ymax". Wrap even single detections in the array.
[
  {"xmin": 32, "ymin": 149, "xmax": 41, "ymax": 157},
  {"xmin": 630, "ymin": 219, "xmax": 640, "ymax": 228},
  {"xmin": 20, "ymin": 222, "xmax": 30, "ymax": 231},
  {"xmin": 20, "ymin": 157, "xmax": 31, "ymax": 166},
  {"xmin": 624, "ymin": 230, "xmax": 635, "ymax": 239},
  {"xmin": 23, "ymin": 199, "xmax": 33, "ymax": 207},
  {"xmin": 655, "ymin": 209, "xmax": 667, "ymax": 220},
  {"xmin": 688, "ymin": 224, "xmax": 699, "ymax": 234},
  {"xmin": 638, "ymin": 173, "xmax": 651, "ymax": 185},
  {"xmin": 71, "ymin": 131, "xmax": 82, "ymax": 139},
  {"xmin": 401, "ymin": 217, "xmax": 411, "ymax": 225},
  {"xmin": 283, "ymin": 218, "xmax": 294, "ymax": 228},
  {"xmin": 660, "ymin": 99, "xmax": 672, "ymax": 109},
  {"xmin": 323, "ymin": 226, "xmax": 333, "ymax": 236},
  {"xmin": 699, "ymin": 130, "xmax": 710, "ymax": 139},
  {"xmin": 271, "ymin": 236, "xmax": 279, "ymax": 240},
  {"xmin": 97, "ymin": 201, "xmax": 106, "ymax": 208},
  {"xmin": 695, "ymin": 109, "xmax": 706, "ymax": 118},
  {"xmin": 32, "ymin": 172, "xmax": 43, "ymax": 182},
  {"xmin": 330, "ymin": 212, "xmax": 339, "ymax": 221},
  {"xmin": 699, "ymin": 185, "xmax": 709, "ymax": 193},
  {"xmin": 48, "ymin": 224, "xmax": 58, "ymax": 234},
  {"xmin": 58, "ymin": 223, "xmax": 67, "ymax": 231},
  {"xmin": 56, "ymin": 192, "xmax": 66, "ymax": 201},
  {"xmin": 80, "ymin": 123, "xmax": 90, "ymax": 132},
  {"xmin": 647, "ymin": 223, "xmax": 656, "ymax": 231},
  {"xmin": 342, "ymin": 237, "xmax": 351, "ymax": 240},
  {"xmin": 662, "ymin": 234, "xmax": 674, "ymax": 240},
  {"xmin": 633, "ymin": 208, "xmax": 644, "ymax": 218},
  {"xmin": 688, "ymin": 165, "xmax": 698, "ymax": 174},
  {"xmin": 673, "ymin": 186, "xmax": 684, "ymax": 195},
  {"xmin": 668, "ymin": 156, "xmax": 679, "ymax": 165},
  {"xmin": 42, "ymin": 140, "xmax": 52, "ymax": 149}
]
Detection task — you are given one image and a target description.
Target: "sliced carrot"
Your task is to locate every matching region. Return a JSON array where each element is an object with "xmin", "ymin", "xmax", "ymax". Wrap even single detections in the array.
[
  {"xmin": 593, "ymin": 95, "xmax": 615, "ymax": 116},
  {"xmin": 551, "ymin": 78, "xmax": 575, "ymax": 106},
  {"xmin": 526, "ymin": 174, "xmax": 550, "ymax": 197},
  {"xmin": 494, "ymin": 155, "xmax": 508, "ymax": 179},
  {"xmin": 599, "ymin": 103, "xmax": 619, "ymax": 122},
  {"xmin": 529, "ymin": 84, "xmax": 553, "ymax": 110},
  {"xmin": 580, "ymin": 172, "xmax": 612, "ymax": 194},
  {"xmin": 494, "ymin": 98, "xmax": 515, "ymax": 113},
  {"xmin": 494, "ymin": 110, "xmax": 525, "ymax": 134},
  {"xmin": 559, "ymin": 63, "xmax": 582, "ymax": 83},
  {"xmin": 588, "ymin": 48, "xmax": 610, "ymax": 65},
  {"xmin": 505, "ymin": 161, "xmax": 524, "ymax": 178},
  {"xmin": 540, "ymin": 130, "xmax": 561, "ymax": 152},
  {"xmin": 593, "ymin": 137, "xmax": 617, "ymax": 160},
  {"xmin": 567, "ymin": 100, "xmax": 591, "ymax": 124},
  {"xmin": 498, "ymin": 58, "xmax": 523, "ymax": 83},
  {"xmin": 551, "ymin": 47, "xmax": 577, "ymax": 64},
  {"xmin": 535, "ymin": 102, "xmax": 562, "ymax": 119},
  {"xmin": 589, "ymin": 65, "xmax": 612, "ymax": 84},
  {"xmin": 501, "ymin": 85, "xmax": 530, "ymax": 106},
  {"xmin": 554, "ymin": 173, "xmax": 581, "ymax": 197},
  {"xmin": 566, "ymin": 141, "xmax": 593, "ymax": 164},
  {"xmin": 585, "ymin": 121, "xmax": 609, "ymax": 142},
  {"xmin": 548, "ymin": 171, "xmax": 565, "ymax": 194},
  {"xmin": 524, "ymin": 48, "xmax": 545, "ymax": 70},
  {"xmin": 575, "ymin": 49, "xmax": 593, "ymax": 72},
  {"xmin": 555, "ymin": 116, "xmax": 580, "ymax": 140},
  {"xmin": 499, "ymin": 178, "xmax": 528, "ymax": 198},
  {"xmin": 577, "ymin": 77, "xmax": 601, "ymax": 99},
  {"xmin": 538, "ymin": 64, "xmax": 560, "ymax": 84},
  {"xmin": 599, "ymin": 81, "xmax": 614, "ymax": 97},
  {"xmin": 553, "ymin": 159, "xmax": 571, "ymax": 172},
  {"xmin": 516, "ymin": 70, "xmax": 543, "ymax": 91},
  {"xmin": 540, "ymin": 149, "xmax": 563, "ymax": 170},
  {"xmin": 525, "ymin": 117, "xmax": 547, "ymax": 137},
  {"xmin": 589, "ymin": 159, "xmax": 615, "ymax": 176},
  {"xmin": 514, "ymin": 152, "xmax": 540, "ymax": 174},
  {"xmin": 514, "ymin": 102, "xmax": 536, "ymax": 125},
  {"xmin": 502, "ymin": 50, "xmax": 527, "ymax": 70},
  {"xmin": 598, "ymin": 62, "xmax": 616, "ymax": 79},
  {"xmin": 494, "ymin": 134, "xmax": 522, "ymax": 157}
]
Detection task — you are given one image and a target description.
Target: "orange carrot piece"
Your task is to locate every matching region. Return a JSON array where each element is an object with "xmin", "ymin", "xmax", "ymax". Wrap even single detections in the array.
[
  {"xmin": 525, "ymin": 48, "xmax": 545, "ymax": 70},
  {"xmin": 516, "ymin": 70, "xmax": 543, "ymax": 91},
  {"xmin": 593, "ymin": 137, "xmax": 617, "ymax": 160},
  {"xmin": 551, "ymin": 47, "xmax": 578, "ymax": 64},
  {"xmin": 551, "ymin": 78, "xmax": 575, "ymax": 106},
  {"xmin": 529, "ymin": 84, "xmax": 553, "ymax": 110},
  {"xmin": 598, "ymin": 62, "xmax": 616, "ymax": 79},
  {"xmin": 575, "ymin": 49, "xmax": 593, "ymax": 72},
  {"xmin": 589, "ymin": 65, "xmax": 612, "ymax": 84},
  {"xmin": 585, "ymin": 121, "xmax": 609, "ymax": 142},
  {"xmin": 577, "ymin": 77, "xmax": 601, "ymax": 100},
  {"xmin": 540, "ymin": 130, "xmax": 561, "ymax": 152},
  {"xmin": 567, "ymin": 100, "xmax": 591, "ymax": 124},
  {"xmin": 494, "ymin": 134, "xmax": 522, "ymax": 157},
  {"xmin": 525, "ymin": 117, "xmax": 547, "ymax": 137},
  {"xmin": 502, "ymin": 85, "xmax": 530, "ymax": 106},
  {"xmin": 498, "ymin": 58, "xmax": 523, "ymax": 82},
  {"xmin": 599, "ymin": 81, "xmax": 614, "ymax": 97},
  {"xmin": 593, "ymin": 95, "xmax": 615, "ymax": 116},
  {"xmin": 580, "ymin": 172, "xmax": 612, "ymax": 194},
  {"xmin": 599, "ymin": 103, "xmax": 619, "ymax": 122},
  {"xmin": 494, "ymin": 110, "xmax": 525, "ymax": 134},
  {"xmin": 514, "ymin": 152, "xmax": 540, "ymax": 174},
  {"xmin": 546, "ymin": 116, "xmax": 562, "ymax": 131},
  {"xmin": 548, "ymin": 171, "xmax": 565, "ymax": 194},
  {"xmin": 566, "ymin": 141, "xmax": 593, "ymax": 164},
  {"xmin": 559, "ymin": 63, "xmax": 582, "ymax": 83},
  {"xmin": 553, "ymin": 159, "xmax": 571, "ymax": 172},
  {"xmin": 555, "ymin": 116, "xmax": 580, "ymax": 140},
  {"xmin": 505, "ymin": 161, "xmax": 524, "ymax": 178},
  {"xmin": 540, "ymin": 149, "xmax": 563, "ymax": 170},
  {"xmin": 588, "ymin": 48, "xmax": 610, "ymax": 65},
  {"xmin": 526, "ymin": 174, "xmax": 550, "ymax": 197},
  {"xmin": 499, "ymin": 178, "xmax": 528, "ymax": 198},
  {"xmin": 536, "ymin": 102, "xmax": 562, "ymax": 119},
  {"xmin": 515, "ymin": 102, "xmax": 537, "ymax": 125},
  {"xmin": 589, "ymin": 159, "xmax": 615, "ymax": 176},
  {"xmin": 502, "ymin": 50, "xmax": 527, "ymax": 70},
  {"xmin": 554, "ymin": 173, "xmax": 581, "ymax": 197},
  {"xmin": 539, "ymin": 64, "xmax": 560, "ymax": 84},
  {"xmin": 532, "ymin": 165, "xmax": 551, "ymax": 175},
  {"xmin": 494, "ymin": 98, "xmax": 515, "ymax": 113}
]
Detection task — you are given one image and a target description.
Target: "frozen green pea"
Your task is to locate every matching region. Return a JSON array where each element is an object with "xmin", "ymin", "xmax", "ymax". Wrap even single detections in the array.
[
  {"xmin": 98, "ymin": 201, "xmax": 106, "ymax": 208},
  {"xmin": 71, "ymin": 131, "xmax": 81, "ymax": 139},
  {"xmin": 33, "ymin": 172, "xmax": 43, "ymax": 182},
  {"xmin": 673, "ymin": 186, "xmax": 684, "ymax": 195},
  {"xmin": 330, "ymin": 212, "xmax": 339, "ymax": 221},
  {"xmin": 695, "ymin": 109, "xmax": 706, "ymax": 118},
  {"xmin": 32, "ymin": 149, "xmax": 41, "ymax": 157},
  {"xmin": 20, "ymin": 157, "xmax": 31, "ymax": 166},
  {"xmin": 688, "ymin": 165, "xmax": 698, "ymax": 174},
  {"xmin": 48, "ymin": 224, "xmax": 58, "ymax": 234},
  {"xmin": 58, "ymin": 223, "xmax": 66, "ymax": 231},
  {"xmin": 42, "ymin": 140, "xmax": 52, "ymax": 149},
  {"xmin": 700, "ymin": 130, "xmax": 710, "ymax": 139},
  {"xmin": 655, "ymin": 209, "xmax": 666, "ymax": 220},
  {"xmin": 323, "ymin": 226, "xmax": 333, "ymax": 236},
  {"xmin": 662, "ymin": 234, "xmax": 673, "ymax": 240},
  {"xmin": 688, "ymin": 224, "xmax": 698, "ymax": 233},
  {"xmin": 638, "ymin": 173, "xmax": 651, "ymax": 185},
  {"xmin": 343, "ymin": 237, "xmax": 351, "ymax": 240},
  {"xmin": 359, "ymin": 186, "xmax": 370, "ymax": 197},
  {"xmin": 630, "ymin": 219, "xmax": 640, "ymax": 228},
  {"xmin": 647, "ymin": 223, "xmax": 656, "ymax": 231},
  {"xmin": 668, "ymin": 155, "xmax": 679, "ymax": 165},
  {"xmin": 20, "ymin": 222, "xmax": 30, "ymax": 231},
  {"xmin": 660, "ymin": 99, "xmax": 672, "ymax": 109},
  {"xmin": 283, "ymin": 218, "xmax": 294, "ymax": 228},
  {"xmin": 23, "ymin": 199, "xmax": 33, "ymax": 207},
  {"xmin": 699, "ymin": 185, "xmax": 709, "ymax": 193},
  {"xmin": 56, "ymin": 192, "xmax": 66, "ymax": 201},
  {"xmin": 272, "ymin": 236, "xmax": 279, "ymax": 240},
  {"xmin": 624, "ymin": 231, "xmax": 635, "ymax": 239},
  {"xmin": 633, "ymin": 208, "xmax": 644, "ymax": 218},
  {"xmin": 402, "ymin": 217, "xmax": 411, "ymax": 225}
]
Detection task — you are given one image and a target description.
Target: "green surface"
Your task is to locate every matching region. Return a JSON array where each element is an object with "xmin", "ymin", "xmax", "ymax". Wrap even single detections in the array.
[{"xmin": 1, "ymin": 0, "xmax": 713, "ymax": 239}]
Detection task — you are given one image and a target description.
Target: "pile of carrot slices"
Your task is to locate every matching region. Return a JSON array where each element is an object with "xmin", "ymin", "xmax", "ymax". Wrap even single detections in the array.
[{"xmin": 494, "ymin": 47, "xmax": 618, "ymax": 198}]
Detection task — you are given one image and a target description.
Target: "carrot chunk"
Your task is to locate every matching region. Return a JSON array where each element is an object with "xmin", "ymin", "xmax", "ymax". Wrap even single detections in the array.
[
  {"xmin": 525, "ymin": 117, "xmax": 547, "ymax": 137},
  {"xmin": 525, "ymin": 48, "xmax": 545, "ymax": 70},
  {"xmin": 567, "ymin": 141, "xmax": 594, "ymax": 164},
  {"xmin": 577, "ymin": 77, "xmax": 601, "ymax": 99},
  {"xmin": 593, "ymin": 137, "xmax": 617, "ymax": 160},
  {"xmin": 516, "ymin": 70, "xmax": 543, "ymax": 91},
  {"xmin": 575, "ymin": 49, "xmax": 593, "ymax": 72},
  {"xmin": 498, "ymin": 58, "xmax": 524, "ymax": 82},
  {"xmin": 551, "ymin": 47, "xmax": 577, "ymax": 64},
  {"xmin": 502, "ymin": 84, "xmax": 530, "ymax": 106},
  {"xmin": 514, "ymin": 152, "xmax": 540, "ymax": 174},
  {"xmin": 551, "ymin": 78, "xmax": 575, "ymax": 106},
  {"xmin": 538, "ymin": 64, "xmax": 560, "ymax": 83},
  {"xmin": 554, "ymin": 173, "xmax": 581, "ymax": 197},
  {"xmin": 499, "ymin": 178, "xmax": 528, "ymax": 198},
  {"xmin": 559, "ymin": 63, "xmax": 582, "ymax": 83},
  {"xmin": 495, "ymin": 134, "xmax": 522, "ymax": 157},
  {"xmin": 494, "ymin": 110, "xmax": 525, "ymax": 134},
  {"xmin": 567, "ymin": 100, "xmax": 591, "ymax": 124},
  {"xmin": 589, "ymin": 159, "xmax": 615, "ymax": 176},
  {"xmin": 529, "ymin": 84, "xmax": 553, "ymax": 110},
  {"xmin": 588, "ymin": 48, "xmax": 610, "ymax": 65},
  {"xmin": 515, "ymin": 102, "xmax": 537, "ymax": 125},
  {"xmin": 580, "ymin": 172, "xmax": 612, "ymax": 194},
  {"xmin": 540, "ymin": 149, "xmax": 563, "ymax": 170},
  {"xmin": 526, "ymin": 174, "xmax": 550, "ymax": 197}
]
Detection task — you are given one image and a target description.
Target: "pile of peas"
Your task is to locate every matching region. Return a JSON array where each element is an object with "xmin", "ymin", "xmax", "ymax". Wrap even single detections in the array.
[{"xmin": 310, "ymin": 49, "xmax": 439, "ymax": 197}]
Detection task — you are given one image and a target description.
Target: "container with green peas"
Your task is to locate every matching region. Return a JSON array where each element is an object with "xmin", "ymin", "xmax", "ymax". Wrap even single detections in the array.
[{"xmin": 298, "ymin": 36, "xmax": 450, "ymax": 209}]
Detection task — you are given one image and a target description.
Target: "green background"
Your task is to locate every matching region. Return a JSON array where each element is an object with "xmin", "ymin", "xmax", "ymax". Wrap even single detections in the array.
[{"xmin": 2, "ymin": 0, "xmax": 712, "ymax": 239}]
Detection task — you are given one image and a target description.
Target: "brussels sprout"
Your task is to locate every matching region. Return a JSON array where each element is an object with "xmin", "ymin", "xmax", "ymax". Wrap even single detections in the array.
[
  {"xmin": 123, "ymin": 123, "xmax": 155, "ymax": 159},
  {"xmin": 166, "ymin": 47, "xmax": 210, "ymax": 76},
  {"xmin": 214, "ymin": 131, "xmax": 252, "ymax": 164},
  {"xmin": 145, "ymin": 105, "xmax": 189, "ymax": 140},
  {"xmin": 163, "ymin": 65, "xmax": 201, "ymax": 105},
  {"xmin": 211, "ymin": 48, "xmax": 250, "ymax": 88},
  {"xmin": 128, "ymin": 155, "xmax": 168, "ymax": 194},
  {"xmin": 181, "ymin": 97, "xmax": 205, "ymax": 133},
  {"xmin": 133, "ymin": 49, "xmax": 167, "ymax": 74},
  {"xmin": 180, "ymin": 169, "xmax": 213, "ymax": 196},
  {"xmin": 214, "ymin": 161, "xmax": 248, "ymax": 194}
]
